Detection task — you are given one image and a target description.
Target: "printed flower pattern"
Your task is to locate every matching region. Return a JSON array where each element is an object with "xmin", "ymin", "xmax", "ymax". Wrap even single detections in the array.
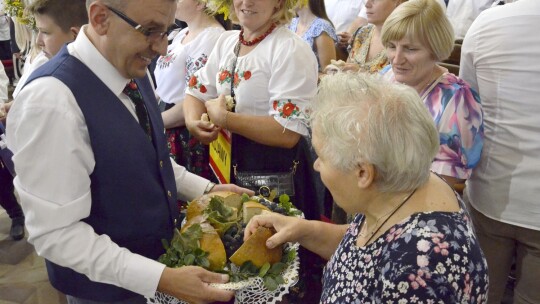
[
  {"xmin": 188, "ymin": 75, "xmax": 207, "ymax": 94},
  {"xmin": 320, "ymin": 198, "xmax": 489, "ymax": 304}
]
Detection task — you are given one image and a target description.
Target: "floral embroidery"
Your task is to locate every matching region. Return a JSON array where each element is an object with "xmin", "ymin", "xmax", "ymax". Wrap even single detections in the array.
[
  {"xmin": 217, "ymin": 67, "xmax": 252, "ymax": 88},
  {"xmin": 273, "ymin": 99, "xmax": 304, "ymax": 119},
  {"xmin": 185, "ymin": 54, "xmax": 208, "ymax": 84},
  {"xmin": 188, "ymin": 75, "xmax": 207, "ymax": 94},
  {"xmin": 157, "ymin": 50, "xmax": 177, "ymax": 69}
]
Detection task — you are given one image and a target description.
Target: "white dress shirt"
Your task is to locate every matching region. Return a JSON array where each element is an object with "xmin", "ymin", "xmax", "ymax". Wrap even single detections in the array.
[
  {"xmin": 6, "ymin": 26, "xmax": 209, "ymax": 297},
  {"xmin": 461, "ymin": 0, "xmax": 540, "ymax": 231},
  {"xmin": 325, "ymin": 0, "xmax": 365, "ymax": 33},
  {"xmin": 446, "ymin": 0, "xmax": 497, "ymax": 39},
  {"xmin": 12, "ymin": 51, "xmax": 49, "ymax": 99},
  {"xmin": 0, "ymin": 60, "xmax": 8, "ymax": 103}
]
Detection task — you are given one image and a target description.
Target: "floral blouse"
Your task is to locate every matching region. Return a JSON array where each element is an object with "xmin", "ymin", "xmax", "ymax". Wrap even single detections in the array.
[
  {"xmin": 154, "ymin": 27, "xmax": 224, "ymax": 105},
  {"xmin": 381, "ymin": 66, "xmax": 484, "ymax": 180},
  {"xmin": 288, "ymin": 17, "xmax": 338, "ymax": 70},
  {"xmin": 348, "ymin": 24, "xmax": 389, "ymax": 74},
  {"xmin": 322, "ymin": 199, "xmax": 489, "ymax": 303},
  {"xmin": 186, "ymin": 26, "xmax": 318, "ymax": 136}
]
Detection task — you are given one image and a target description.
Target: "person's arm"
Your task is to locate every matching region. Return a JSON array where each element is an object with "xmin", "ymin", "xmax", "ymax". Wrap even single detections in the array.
[
  {"xmin": 205, "ymin": 95, "xmax": 301, "ymax": 148},
  {"xmin": 245, "ymin": 213, "xmax": 348, "ymax": 260},
  {"xmin": 314, "ymin": 32, "xmax": 337, "ymax": 72},
  {"xmin": 162, "ymin": 101, "xmax": 185, "ymax": 128},
  {"xmin": 7, "ymin": 78, "xmax": 165, "ymax": 297},
  {"xmin": 430, "ymin": 79, "xmax": 484, "ymax": 182}
]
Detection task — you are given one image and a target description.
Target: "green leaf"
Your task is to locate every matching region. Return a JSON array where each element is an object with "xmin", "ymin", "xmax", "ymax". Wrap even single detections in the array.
[
  {"xmin": 258, "ymin": 263, "xmax": 271, "ymax": 277},
  {"xmin": 275, "ymin": 275, "xmax": 285, "ymax": 285},
  {"xmin": 184, "ymin": 254, "xmax": 195, "ymax": 265},
  {"xmin": 161, "ymin": 239, "xmax": 170, "ymax": 250},
  {"xmin": 264, "ymin": 276, "xmax": 278, "ymax": 291},
  {"xmin": 206, "ymin": 196, "xmax": 234, "ymax": 221},
  {"xmin": 198, "ymin": 257, "xmax": 210, "ymax": 269},
  {"xmin": 285, "ymin": 249, "xmax": 297, "ymax": 263},
  {"xmin": 268, "ymin": 262, "xmax": 287, "ymax": 275},
  {"xmin": 279, "ymin": 194, "xmax": 290, "ymax": 205},
  {"xmin": 241, "ymin": 193, "xmax": 250, "ymax": 203}
]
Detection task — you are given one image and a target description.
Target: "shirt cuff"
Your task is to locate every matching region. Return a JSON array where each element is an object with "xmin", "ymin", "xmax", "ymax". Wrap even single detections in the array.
[{"xmin": 124, "ymin": 254, "xmax": 166, "ymax": 298}]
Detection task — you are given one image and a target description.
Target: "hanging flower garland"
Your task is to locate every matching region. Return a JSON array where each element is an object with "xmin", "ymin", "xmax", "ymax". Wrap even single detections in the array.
[{"xmin": 3, "ymin": 0, "xmax": 36, "ymax": 28}]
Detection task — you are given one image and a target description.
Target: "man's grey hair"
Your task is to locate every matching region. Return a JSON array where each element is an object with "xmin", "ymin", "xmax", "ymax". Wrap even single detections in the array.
[{"xmin": 312, "ymin": 72, "xmax": 439, "ymax": 193}]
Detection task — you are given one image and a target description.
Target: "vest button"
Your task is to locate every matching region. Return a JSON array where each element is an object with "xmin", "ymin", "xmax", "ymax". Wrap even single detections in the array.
[
  {"xmin": 168, "ymin": 190, "xmax": 172, "ymax": 197},
  {"xmin": 160, "ymin": 160, "xmax": 163, "ymax": 168}
]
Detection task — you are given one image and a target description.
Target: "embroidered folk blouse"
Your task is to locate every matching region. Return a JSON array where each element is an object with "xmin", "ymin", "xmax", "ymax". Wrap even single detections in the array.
[{"xmin": 185, "ymin": 26, "xmax": 318, "ymax": 136}]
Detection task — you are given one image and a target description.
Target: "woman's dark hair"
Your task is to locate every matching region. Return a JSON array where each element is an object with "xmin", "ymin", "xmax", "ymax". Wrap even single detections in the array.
[
  {"xmin": 214, "ymin": 13, "xmax": 232, "ymax": 30},
  {"xmin": 308, "ymin": 0, "xmax": 334, "ymax": 28}
]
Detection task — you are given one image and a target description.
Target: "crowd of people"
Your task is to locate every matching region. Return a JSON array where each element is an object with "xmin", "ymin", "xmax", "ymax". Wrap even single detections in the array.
[{"xmin": 0, "ymin": 0, "xmax": 538, "ymax": 303}]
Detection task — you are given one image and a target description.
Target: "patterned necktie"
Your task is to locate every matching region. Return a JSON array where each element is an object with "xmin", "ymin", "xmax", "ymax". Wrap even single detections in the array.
[{"xmin": 123, "ymin": 80, "xmax": 152, "ymax": 141}]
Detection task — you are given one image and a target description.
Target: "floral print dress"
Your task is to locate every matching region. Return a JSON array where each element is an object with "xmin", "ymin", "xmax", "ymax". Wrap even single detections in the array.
[
  {"xmin": 288, "ymin": 17, "xmax": 338, "ymax": 70},
  {"xmin": 322, "ymin": 197, "xmax": 489, "ymax": 303},
  {"xmin": 381, "ymin": 67, "xmax": 484, "ymax": 179},
  {"xmin": 348, "ymin": 25, "xmax": 389, "ymax": 74}
]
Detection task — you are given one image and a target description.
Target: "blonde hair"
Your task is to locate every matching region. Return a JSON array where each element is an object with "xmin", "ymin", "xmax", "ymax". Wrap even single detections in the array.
[
  {"xmin": 312, "ymin": 73, "xmax": 439, "ymax": 193},
  {"xmin": 381, "ymin": 0, "xmax": 454, "ymax": 61}
]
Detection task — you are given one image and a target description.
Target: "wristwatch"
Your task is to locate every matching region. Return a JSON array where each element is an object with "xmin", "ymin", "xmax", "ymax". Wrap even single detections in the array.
[{"xmin": 204, "ymin": 182, "xmax": 216, "ymax": 194}]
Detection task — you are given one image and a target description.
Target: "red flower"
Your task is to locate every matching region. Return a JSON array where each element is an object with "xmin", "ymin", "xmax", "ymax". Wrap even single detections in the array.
[
  {"xmin": 233, "ymin": 73, "xmax": 240, "ymax": 86},
  {"xmin": 282, "ymin": 102, "xmax": 296, "ymax": 117},
  {"xmin": 273, "ymin": 100, "xmax": 278, "ymax": 110},
  {"xmin": 243, "ymin": 71, "xmax": 251, "ymax": 80},
  {"xmin": 129, "ymin": 81, "xmax": 137, "ymax": 90},
  {"xmin": 200, "ymin": 85, "xmax": 207, "ymax": 93},
  {"xmin": 188, "ymin": 76, "xmax": 198, "ymax": 88},
  {"xmin": 219, "ymin": 70, "xmax": 230, "ymax": 82}
]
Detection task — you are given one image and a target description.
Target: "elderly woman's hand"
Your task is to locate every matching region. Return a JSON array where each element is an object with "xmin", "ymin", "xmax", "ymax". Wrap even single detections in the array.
[{"xmin": 244, "ymin": 213, "xmax": 307, "ymax": 249}]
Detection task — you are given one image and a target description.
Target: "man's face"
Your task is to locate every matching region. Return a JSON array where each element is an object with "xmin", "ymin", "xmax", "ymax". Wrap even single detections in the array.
[
  {"xmin": 35, "ymin": 14, "xmax": 75, "ymax": 58},
  {"xmin": 103, "ymin": 0, "xmax": 176, "ymax": 79}
]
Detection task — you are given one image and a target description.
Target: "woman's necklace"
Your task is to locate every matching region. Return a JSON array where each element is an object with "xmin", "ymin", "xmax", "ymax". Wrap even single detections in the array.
[
  {"xmin": 359, "ymin": 188, "xmax": 417, "ymax": 244},
  {"xmin": 239, "ymin": 23, "xmax": 277, "ymax": 46}
]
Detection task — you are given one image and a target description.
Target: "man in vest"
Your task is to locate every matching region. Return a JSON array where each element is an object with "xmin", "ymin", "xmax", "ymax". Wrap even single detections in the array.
[{"xmin": 6, "ymin": 0, "xmax": 250, "ymax": 303}]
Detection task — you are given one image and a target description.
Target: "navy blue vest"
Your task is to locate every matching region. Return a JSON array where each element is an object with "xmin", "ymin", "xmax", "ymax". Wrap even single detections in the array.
[{"xmin": 25, "ymin": 46, "xmax": 179, "ymax": 301}]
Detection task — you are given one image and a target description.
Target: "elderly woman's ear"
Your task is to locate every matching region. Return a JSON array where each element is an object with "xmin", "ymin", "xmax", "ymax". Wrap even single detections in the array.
[{"xmin": 356, "ymin": 162, "xmax": 376, "ymax": 189}]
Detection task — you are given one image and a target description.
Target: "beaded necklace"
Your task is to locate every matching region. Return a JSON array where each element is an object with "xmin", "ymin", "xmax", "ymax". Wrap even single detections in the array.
[{"xmin": 239, "ymin": 23, "xmax": 277, "ymax": 46}]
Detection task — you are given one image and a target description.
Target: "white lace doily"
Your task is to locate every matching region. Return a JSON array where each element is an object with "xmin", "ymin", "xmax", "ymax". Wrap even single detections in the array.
[{"xmin": 146, "ymin": 242, "xmax": 300, "ymax": 304}]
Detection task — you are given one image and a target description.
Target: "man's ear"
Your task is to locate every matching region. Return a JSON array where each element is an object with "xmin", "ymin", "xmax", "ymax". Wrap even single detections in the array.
[
  {"xmin": 356, "ymin": 162, "xmax": 376, "ymax": 189},
  {"xmin": 88, "ymin": 2, "xmax": 110, "ymax": 35},
  {"xmin": 70, "ymin": 26, "xmax": 81, "ymax": 39}
]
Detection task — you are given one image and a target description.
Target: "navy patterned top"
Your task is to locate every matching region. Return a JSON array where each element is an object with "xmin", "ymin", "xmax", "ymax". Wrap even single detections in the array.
[{"xmin": 321, "ymin": 197, "xmax": 489, "ymax": 303}]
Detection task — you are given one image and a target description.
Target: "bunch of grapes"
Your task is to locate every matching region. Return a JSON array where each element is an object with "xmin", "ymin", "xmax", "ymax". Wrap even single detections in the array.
[
  {"xmin": 222, "ymin": 223, "xmax": 246, "ymax": 257},
  {"xmin": 258, "ymin": 198, "xmax": 287, "ymax": 215}
]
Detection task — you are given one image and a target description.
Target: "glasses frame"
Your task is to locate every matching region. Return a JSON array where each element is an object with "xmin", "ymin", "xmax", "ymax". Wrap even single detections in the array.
[{"xmin": 105, "ymin": 5, "xmax": 174, "ymax": 42}]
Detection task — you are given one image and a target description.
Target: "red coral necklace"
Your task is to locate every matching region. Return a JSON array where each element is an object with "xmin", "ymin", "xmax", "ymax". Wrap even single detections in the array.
[{"xmin": 239, "ymin": 23, "xmax": 277, "ymax": 46}]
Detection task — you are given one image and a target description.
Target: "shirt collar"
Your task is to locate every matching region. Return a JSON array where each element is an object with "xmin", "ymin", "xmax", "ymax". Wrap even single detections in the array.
[{"xmin": 68, "ymin": 25, "xmax": 130, "ymax": 97}]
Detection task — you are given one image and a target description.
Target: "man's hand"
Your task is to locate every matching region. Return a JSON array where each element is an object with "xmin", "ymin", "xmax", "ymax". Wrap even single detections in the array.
[
  {"xmin": 157, "ymin": 266, "xmax": 234, "ymax": 304},
  {"xmin": 212, "ymin": 183, "xmax": 255, "ymax": 197}
]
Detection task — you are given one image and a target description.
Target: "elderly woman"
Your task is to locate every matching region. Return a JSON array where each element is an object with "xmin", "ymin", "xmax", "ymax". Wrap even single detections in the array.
[
  {"xmin": 380, "ymin": 0, "xmax": 483, "ymax": 187},
  {"xmin": 245, "ymin": 73, "xmax": 489, "ymax": 303},
  {"xmin": 154, "ymin": 0, "xmax": 226, "ymax": 180}
]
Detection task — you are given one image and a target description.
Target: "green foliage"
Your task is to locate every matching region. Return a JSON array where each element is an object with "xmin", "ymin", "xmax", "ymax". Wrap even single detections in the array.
[
  {"xmin": 278, "ymin": 194, "xmax": 303, "ymax": 216},
  {"xmin": 158, "ymin": 225, "xmax": 209, "ymax": 269}
]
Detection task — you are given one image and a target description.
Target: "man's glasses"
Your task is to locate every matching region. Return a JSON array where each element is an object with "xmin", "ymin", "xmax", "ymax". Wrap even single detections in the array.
[{"xmin": 105, "ymin": 5, "xmax": 176, "ymax": 43}]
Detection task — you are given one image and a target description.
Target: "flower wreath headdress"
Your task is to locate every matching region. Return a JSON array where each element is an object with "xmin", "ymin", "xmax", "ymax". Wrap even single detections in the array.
[
  {"xmin": 205, "ymin": 0, "xmax": 308, "ymax": 20},
  {"xmin": 3, "ymin": 0, "xmax": 36, "ymax": 28}
]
